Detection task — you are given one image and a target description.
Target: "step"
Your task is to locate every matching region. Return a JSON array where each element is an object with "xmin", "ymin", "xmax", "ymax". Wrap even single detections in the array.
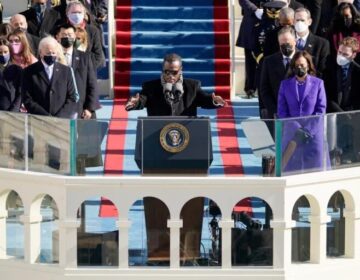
[
  {"xmin": 116, "ymin": 45, "xmax": 230, "ymax": 59},
  {"xmin": 115, "ymin": 71, "xmax": 230, "ymax": 86},
  {"xmin": 115, "ymin": 58, "xmax": 230, "ymax": 72},
  {"xmin": 116, "ymin": 0, "xmax": 227, "ymax": 7},
  {"xmin": 116, "ymin": 31, "xmax": 229, "ymax": 45},
  {"xmin": 116, "ymin": 19, "xmax": 229, "ymax": 32},
  {"xmin": 113, "ymin": 85, "xmax": 231, "ymax": 99},
  {"xmin": 116, "ymin": 6, "xmax": 228, "ymax": 20}
]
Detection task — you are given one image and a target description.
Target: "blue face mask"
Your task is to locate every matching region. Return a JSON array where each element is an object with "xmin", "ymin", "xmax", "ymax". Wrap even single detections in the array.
[
  {"xmin": 0, "ymin": 53, "xmax": 10, "ymax": 65},
  {"xmin": 68, "ymin": 13, "xmax": 84, "ymax": 25},
  {"xmin": 33, "ymin": 3, "xmax": 46, "ymax": 14},
  {"xmin": 43, "ymin": 55, "xmax": 57, "ymax": 66}
]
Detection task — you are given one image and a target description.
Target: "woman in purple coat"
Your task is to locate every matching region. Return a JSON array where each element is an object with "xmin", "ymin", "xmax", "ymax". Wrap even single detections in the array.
[{"xmin": 277, "ymin": 51, "xmax": 327, "ymax": 174}]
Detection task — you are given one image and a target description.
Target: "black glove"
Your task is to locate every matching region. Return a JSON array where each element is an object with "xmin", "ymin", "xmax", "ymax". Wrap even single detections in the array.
[{"xmin": 293, "ymin": 128, "xmax": 312, "ymax": 144}]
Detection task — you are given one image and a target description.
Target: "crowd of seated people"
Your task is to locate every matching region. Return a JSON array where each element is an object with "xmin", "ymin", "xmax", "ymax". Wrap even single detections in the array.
[{"xmin": 0, "ymin": 0, "xmax": 106, "ymax": 119}]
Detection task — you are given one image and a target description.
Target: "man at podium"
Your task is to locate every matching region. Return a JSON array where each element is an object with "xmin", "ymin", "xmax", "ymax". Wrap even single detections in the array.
[
  {"xmin": 125, "ymin": 53, "xmax": 226, "ymax": 264},
  {"xmin": 125, "ymin": 53, "xmax": 226, "ymax": 115}
]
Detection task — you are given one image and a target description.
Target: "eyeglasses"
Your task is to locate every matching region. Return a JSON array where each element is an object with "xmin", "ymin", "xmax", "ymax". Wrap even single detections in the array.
[
  {"xmin": 9, "ymin": 38, "xmax": 21, "ymax": 44},
  {"xmin": 163, "ymin": 69, "xmax": 180, "ymax": 76}
]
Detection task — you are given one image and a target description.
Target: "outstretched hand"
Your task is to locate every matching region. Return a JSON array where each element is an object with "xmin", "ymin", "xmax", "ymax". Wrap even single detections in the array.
[
  {"xmin": 211, "ymin": 93, "xmax": 227, "ymax": 107},
  {"xmin": 125, "ymin": 93, "xmax": 140, "ymax": 111}
]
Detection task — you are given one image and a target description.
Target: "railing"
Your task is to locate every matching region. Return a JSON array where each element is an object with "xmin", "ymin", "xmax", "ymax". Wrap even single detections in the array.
[{"xmin": 0, "ymin": 111, "xmax": 359, "ymax": 177}]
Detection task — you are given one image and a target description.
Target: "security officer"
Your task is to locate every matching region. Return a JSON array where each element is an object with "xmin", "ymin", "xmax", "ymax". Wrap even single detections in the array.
[
  {"xmin": 236, "ymin": 0, "xmax": 271, "ymax": 98},
  {"xmin": 252, "ymin": 0, "xmax": 287, "ymax": 116}
]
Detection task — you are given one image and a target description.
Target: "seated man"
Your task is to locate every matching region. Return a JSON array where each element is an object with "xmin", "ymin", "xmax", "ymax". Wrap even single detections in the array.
[
  {"xmin": 125, "ymin": 53, "xmax": 226, "ymax": 116},
  {"xmin": 22, "ymin": 36, "xmax": 77, "ymax": 118}
]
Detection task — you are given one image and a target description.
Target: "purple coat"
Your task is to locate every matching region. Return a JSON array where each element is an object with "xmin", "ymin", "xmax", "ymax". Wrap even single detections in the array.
[{"xmin": 277, "ymin": 75, "xmax": 327, "ymax": 174}]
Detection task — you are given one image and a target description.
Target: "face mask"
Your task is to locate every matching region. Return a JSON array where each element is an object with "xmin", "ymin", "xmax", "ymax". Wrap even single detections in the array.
[
  {"xmin": 294, "ymin": 66, "xmax": 307, "ymax": 78},
  {"xmin": 60, "ymin": 37, "xmax": 75, "ymax": 48},
  {"xmin": 43, "ymin": 55, "xmax": 57, "ymax": 66},
  {"xmin": 295, "ymin": 21, "xmax": 308, "ymax": 33},
  {"xmin": 344, "ymin": 17, "xmax": 352, "ymax": 28},
  {"xmin": 74, "ymin": 39, "xmax": 81, "ymax": 49},
  {"xmin": 33, "ymin": 3, "xmax": 46, "ymax": 14},
  {"xmin": 337, "ymin": 54, "xmax": 351, "ymax": 66},
  {"xmin": 0, "ymin": 53, "xmax": 10, "ymax": 65},
  {"xmin": 68, "ymin": 13, "xmax": 84, "ymax": 25},
  {"xmin": 280, "ymin": 43, "xmax": 294, "ymax": 57},
  {"xmin": 10, "ymin": 43, "xmax": 22, "ymax": 55}
]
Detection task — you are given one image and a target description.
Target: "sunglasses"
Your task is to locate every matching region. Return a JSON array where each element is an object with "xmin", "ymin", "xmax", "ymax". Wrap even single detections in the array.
[{"xmin": 163, "ymin": 69, "xmax": 180, "ymax": 76}]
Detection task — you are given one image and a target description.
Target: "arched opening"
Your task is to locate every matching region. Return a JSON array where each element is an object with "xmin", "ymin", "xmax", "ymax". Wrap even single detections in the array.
[
  {"xmin": 77, "ymin": 196, "xmax": 118, "ymax": 266},
  {"xmin": 38, "ymin": 195, "xmax": 59, "ymax": 264},
  {"xmin": 180, "ymin": 197, "xmax": 222, "ymax": 267},
  {"xmin": 231, "ymin": 197, "xmax": 273, "ymax": 266},
  {"xmin": 292, "ymin": 195, "xmax": 311, "ymax": 263},
  {"xmin": 6, "ymin": 191, "xmax": 24, "ymax": 259},
  {"xmin": 128, "ymin": 197, "xmax": 170, "ymax": 267},
  {"xmin": 327, "ymin": 191, "xmax": 345, "ymax": 257}
]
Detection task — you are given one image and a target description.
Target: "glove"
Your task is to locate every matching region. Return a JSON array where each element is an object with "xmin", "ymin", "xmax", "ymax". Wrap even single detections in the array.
[
  {"xmin": 293, "ymin": 128, "xmax": 312, "ymax": 144},
  {"xmin": 255, "ymin": 9, "xmax": 264, "ymax": 20}
]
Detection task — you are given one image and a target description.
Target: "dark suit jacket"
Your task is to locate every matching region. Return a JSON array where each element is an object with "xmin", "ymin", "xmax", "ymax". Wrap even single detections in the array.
[
  {"xmin": 22, "ymin": 61, "xmax": 76, "ymax": 118},
  {"xmin": 26, "ymin": 33, "xmax": 40, "ymax": 56},
  {"xmin": 136, "ymin": 78, "xmax": 218, "ymax": 116},
  {"xmin": 324, "ymin": 61, "xmax": 360, "ymax": 113},
  {"xmin": 0, "ymin": 64, "xmax": 22, "ymax": 112},
  {"xmin": 85, "ymin": 23, "xmax": 105, "ymax": 70},
  {"xmin": 71, "ymin": 49, "xmax": 98, "ymax": 116},
  {"xmin": 21, "ymin": 7, "xmax": 61, "ymax": 38},
  {"xmin": 236, "ymin": 0, "xmax": 260, "ymax": 49},
  {"xmin": 260, "ymin": 52, "xmax": 287, "ymax": 118},
  {"xmin": 303, "ymin": 32, "xmax": 329, "ymax": 77}
]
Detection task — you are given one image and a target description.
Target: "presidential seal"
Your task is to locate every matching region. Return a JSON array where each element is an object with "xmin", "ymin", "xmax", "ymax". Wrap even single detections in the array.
[{"xmin": 160, "ymin": 123, "xmax": 190, "ymax": 153}]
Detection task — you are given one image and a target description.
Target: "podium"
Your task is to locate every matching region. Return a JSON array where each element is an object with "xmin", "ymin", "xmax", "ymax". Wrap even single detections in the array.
[
  {"xmin": 134, "ymin": 116, "xmax": 213, "ymax": 262},
  {"xmin": 135, "ymin": 116, "xmax": 213, "ymax": 174}
]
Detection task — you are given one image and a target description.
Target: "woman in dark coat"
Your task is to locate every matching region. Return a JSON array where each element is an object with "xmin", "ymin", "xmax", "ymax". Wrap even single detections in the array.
[
  {"xmin": 0, "ymin": 38, "xmax": 22, "ymax": 112},
  {"xmin": 277, "ymin": 51, "xmax": 327, "ymax": 174}
]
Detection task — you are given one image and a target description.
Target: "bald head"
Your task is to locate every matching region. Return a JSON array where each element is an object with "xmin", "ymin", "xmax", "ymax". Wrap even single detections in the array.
[{"xmin": 10, "ymin": 14, "xmax": 28, "ymax": 30}]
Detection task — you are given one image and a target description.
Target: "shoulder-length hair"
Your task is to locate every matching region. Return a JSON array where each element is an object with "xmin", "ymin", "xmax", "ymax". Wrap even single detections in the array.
[
  {"xmin": 287, "ymin": 51, "xmax": 316, "ymax": 78},
  {"xmin": 7, "ymin": 28, "xmax": 34, "ymax": 65}
]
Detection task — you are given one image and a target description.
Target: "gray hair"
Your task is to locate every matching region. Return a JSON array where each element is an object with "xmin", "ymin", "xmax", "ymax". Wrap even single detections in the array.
[
  {"xmin": 66, "ymin": 1, "xmax": 85, "ymax": 15},
  {"xmin": 295, "ymin": 7, "xmax": 312, "ymax": 20},
  {"xmin": 279, "ymin": 7, "xmax": 294, "ymax": 21},
  {"xmin": 162, "ymin": 53, "xmax": 182, "ymax": 68}
]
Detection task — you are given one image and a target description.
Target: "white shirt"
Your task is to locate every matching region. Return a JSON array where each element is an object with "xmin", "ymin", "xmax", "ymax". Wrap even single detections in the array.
[
  {"xmin": 296, "ymin": 31, "xmax": 310, "ymax": 46},
  {"xmin": 63, "ymin": 49, "xmax": 73, "ymax": 67},
  {"xmin": 41, "ymin": 60, "xmax": 54, "ymax": 80}
]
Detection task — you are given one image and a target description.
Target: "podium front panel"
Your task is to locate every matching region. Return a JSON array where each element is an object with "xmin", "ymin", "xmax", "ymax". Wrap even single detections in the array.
[{"xmin": 135, "ymin": 117, "xmax": 213, "ymax": 175}]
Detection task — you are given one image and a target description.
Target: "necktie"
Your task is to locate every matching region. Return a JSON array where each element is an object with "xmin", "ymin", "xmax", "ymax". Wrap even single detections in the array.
[
  {"xmin": 64, "ymin": 53, "xmax": 71, "ymax": 66},
  {"xmin": 284, "ymin": 57, "xmax": 291, "ymax": 70},
  {"xmin": 45, "ymin": 66, "xmax": 52, "ymax": 80},
  {"xmin": 341, "ymin": 66, "xmax": 348, "ymax": 87},
  {"xmin": 297, "ymin": 38, "xmax": 305, "ymax": 50}
]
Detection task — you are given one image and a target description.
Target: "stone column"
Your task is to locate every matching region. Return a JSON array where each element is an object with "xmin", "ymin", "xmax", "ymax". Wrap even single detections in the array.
[
  {"xmin": 219, "ymin": 220, "xmax": 233, "ymax": 269},
  {"xmin": 270, "ymin": 220, "xmax": 296, "ymax": 269},
  {"xmin": 57, "ymin": 219, "xmax": 81, "ymax": 268},
  {"xmin": 343, "ymin": 210, "xmax": 360, "ymax": 258},
  {"xmin": 0, "ymin": 210, "xmax": 7, "ymax": 258},
  {"xmin": 308, "ymin": 215, "xmax": 331, "ymax": 263},
  {"xmin": 20, "ymin": 215, "xmax": 42, "ymax": 264},
  {"xmin": 167, "ymin": 219, "xmax": 183, "ymax": 269},
  {"xmin": 117, "ymin": 219, "xmax": 131, "ymax": 268}
]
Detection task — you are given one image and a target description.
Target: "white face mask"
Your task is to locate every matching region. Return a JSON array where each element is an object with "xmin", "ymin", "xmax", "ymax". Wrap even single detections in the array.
[
  {"xmin": 68, "ymin": 13, "xmax": 84, "ymax": 25},
  {"xmin": 295, "ymin": 21, "xmax": 309, "ymax": 33},
  {"xmin": 336, "ymin": 54, "xmax": 351, "ymax": 66}
]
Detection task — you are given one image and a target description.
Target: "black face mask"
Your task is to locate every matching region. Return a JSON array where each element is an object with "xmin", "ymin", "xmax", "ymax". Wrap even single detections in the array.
[
  {"xmin": 280, "ymin": 43, "xmax": 294, "ymax": 57},
  {"xmin": 43, "ymin": 55, "xmax": 56, "ymax": 66},
  {"xmin": 344, "ymin": 17, "xmax": 352, "ymax": 28},
  {"xmin": 294, "ymin": 67, "xmax": 307, "ymax": 78},
  {"xmin": 60, "ymin": 37, "xmax": 75, "ymax": 48}
]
